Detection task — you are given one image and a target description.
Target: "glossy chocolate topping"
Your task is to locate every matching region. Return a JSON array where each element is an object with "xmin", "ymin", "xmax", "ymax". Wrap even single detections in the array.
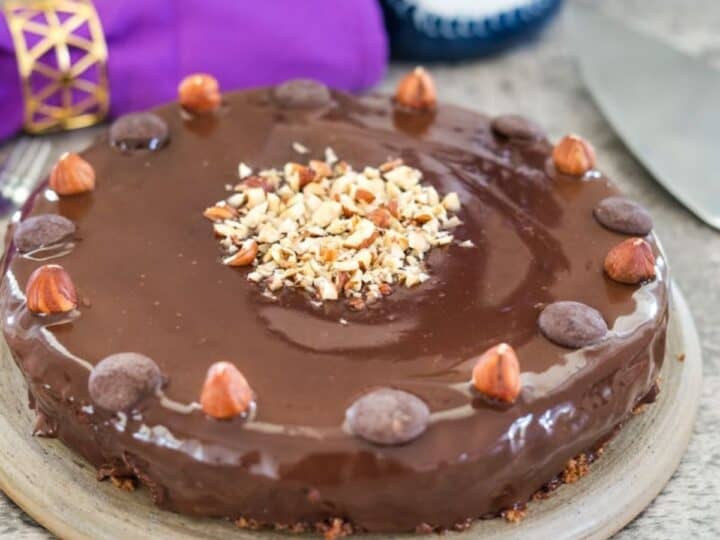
[{"xmin": 0, "ymin": 85, "xmax": 668, "ymax": 532}]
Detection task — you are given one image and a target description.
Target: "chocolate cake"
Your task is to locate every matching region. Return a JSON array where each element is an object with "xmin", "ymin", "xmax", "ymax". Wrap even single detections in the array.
[{"xmin": 0, "ymin": 69, "xmax": 668, "ymax": 534}]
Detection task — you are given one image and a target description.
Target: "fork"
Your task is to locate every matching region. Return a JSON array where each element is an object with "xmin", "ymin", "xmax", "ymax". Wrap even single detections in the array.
[{"xmin": 0, "ymin": 138, "xmax": 53, "ymax": 215}]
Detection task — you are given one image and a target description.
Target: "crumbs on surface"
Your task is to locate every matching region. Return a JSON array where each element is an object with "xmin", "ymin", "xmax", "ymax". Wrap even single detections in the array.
[
  {"xmin": 235, "ymin": 516, "xmax": 354, "ymax": 540},
  {"xmin": 109, "ymin": 475, "xmax": 136, "ymax": 492},
  {"xmin": 562, "ymin": 453, "xmax": 592, "ymax": 484},
  {"xmin": 632, "ymin": 402, "xmax": 650, "ymax": 415},
  {"xmin": 501, "ymin": 506, "xmax": 528, "ymax": 523}
]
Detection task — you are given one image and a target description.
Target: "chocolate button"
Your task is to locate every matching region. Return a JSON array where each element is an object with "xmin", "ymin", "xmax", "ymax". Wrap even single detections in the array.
[
  {"xmin": 593, "ymin": 197, "xmax": 653, "ymax": 236},
  {"xmin": 88, "ymin": 352, "xmax": 163, "ymax": 412},
  {"xmin": 491, "ymin": 114, "xmax": 545, "ymax": 141},
  {"xmin": 538, "ymin": 301, "xmax": 608, "ymax": 349},
  {"xmin": 110, "ymin": 113, "xmax": 169, "ymax": 152},
  {"xmin": 273, "ymin": 79, "xmax": 331, "ymax": 109},
  {"xmin": 14, "ymin": 214, "xmax": 75, "ymax": 253},
  {"xmin": 346, "ymin": 388, "xmax": 429, "ymax": 445}
]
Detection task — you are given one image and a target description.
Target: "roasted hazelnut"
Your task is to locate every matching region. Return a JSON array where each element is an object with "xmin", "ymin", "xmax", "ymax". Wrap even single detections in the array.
[
  {"xmin": 471, "ymin": 343, "xmax": 521, "ymax": 404},
  {"xmin": 200, "ymin": 361, "xmax": 254, "ymax": 419},
  {"xmin": 604, "ymin": 237, "xmax": 656, "ymax": 284},
  {"xmin": 223, "ymin": 239, "xmax": 258, "ymax": 267},
  {"xmin": 25, "ymin": 264, "xmax": 77, "ymax": 314},
  {"xmin": 203, "ymin": 205, "xmax": 237, "ymax": 222},
  {"xmin": 395, "ymin": 67, "xmax": 437, "ymax": 111},
  {"xmin": 552, "ymin": 134, "xmax": 596, "ymax": 175},
  {"xmin": 285, "ymin": 163, "xmax": 316, "ymax": 188},
  {"xmin": 239, "ymin": 176, "xmax": 273, "ymax": 193},
  {"xmin": 386, "ymin": 199, "xmax": 400, "ymax": 218},
  {"xmin": 368, "ymin": 207, "xmax": 392, "ymax": 228},
  {"xmin": 178, "ymin": 73, "xmax": 221, "ymax": 113},
  {"xmin": 355, "ymin": 189, "xmax": 376, "ymax": 204},
  {"xmin": 49, "ymin": 153, "xmax": 95, "ymax": 195},
  {"xmin": 309, "ymin": 160, "xmax": 332, "ymax": 180},
  {"xmin": 379, "ymin": 158, "xmax": 403, "ymax": 173}
]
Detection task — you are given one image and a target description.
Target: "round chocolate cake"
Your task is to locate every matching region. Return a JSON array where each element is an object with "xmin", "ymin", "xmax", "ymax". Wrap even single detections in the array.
[{"xmin": 0, "ymin": 70, "xmax": 668, "ymax": 534}]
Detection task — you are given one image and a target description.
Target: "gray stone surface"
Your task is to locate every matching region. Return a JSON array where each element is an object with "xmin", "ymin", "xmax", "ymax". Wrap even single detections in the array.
[{"xmin": 1, "ymin": 0, "xmax": 718, "ymax": 537}]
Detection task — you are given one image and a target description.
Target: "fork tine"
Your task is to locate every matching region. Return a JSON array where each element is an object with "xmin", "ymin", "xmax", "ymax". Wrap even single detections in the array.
[
  {"xmin": 0, "ymin": 139, "xmax": 31, "ymax": 185},
  {"xmin": 0, "ymin": 142, "xmax": 36, "ymax": 198},
  {"xmin": 22, "ymin": 141, "xmax": 52, "ymax": 185},
  {"xmin": 2, "ymin": 139, "xmax": 46, "ymax": 197},
  {"xmin": 12, "ymin": 141, "xmax": 52, "ymax": 205},
  {"xmin": 1, "ymin": 140, "xmax": 37, "ymax": 182}
]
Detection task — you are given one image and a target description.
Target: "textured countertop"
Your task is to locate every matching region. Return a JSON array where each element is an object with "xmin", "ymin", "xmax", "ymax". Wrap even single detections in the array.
[{"xmin": 1, "ymin": 0, "xmax": 719, "ymax": 537}]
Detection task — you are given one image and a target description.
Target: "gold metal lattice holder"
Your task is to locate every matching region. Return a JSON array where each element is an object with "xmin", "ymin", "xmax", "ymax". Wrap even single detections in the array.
[{"xmin": 3, "ymin": 0, "xmax": 109, "ymax": 133}]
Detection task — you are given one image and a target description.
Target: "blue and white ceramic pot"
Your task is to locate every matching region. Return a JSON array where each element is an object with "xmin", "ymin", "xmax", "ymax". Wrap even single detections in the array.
[{"xmin": 380, "ymin": 0, "xmax": 563, "ymax": 61}]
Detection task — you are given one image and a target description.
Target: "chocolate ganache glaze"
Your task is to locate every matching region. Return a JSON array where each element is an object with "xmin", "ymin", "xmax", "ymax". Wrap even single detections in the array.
[{"xmin": 0, "ymin": 78, "xmax": 668, "ymax": 533}]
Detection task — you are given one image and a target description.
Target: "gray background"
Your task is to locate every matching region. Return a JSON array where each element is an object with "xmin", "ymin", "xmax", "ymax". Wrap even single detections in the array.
[{"xmin": 1, "ymin": 0, "xmax": 718, "ymax": 537}]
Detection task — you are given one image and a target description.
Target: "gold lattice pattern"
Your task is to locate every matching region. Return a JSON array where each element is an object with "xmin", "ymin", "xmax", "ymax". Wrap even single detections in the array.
[{"xmin": 3, "ymin": 0, "xmax": 109, "ymax": 133}]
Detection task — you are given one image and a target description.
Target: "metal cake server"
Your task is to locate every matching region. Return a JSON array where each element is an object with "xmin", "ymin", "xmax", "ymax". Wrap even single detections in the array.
[{"xmin": 567, "ymin": 2, "xmax": 720, "ymax": 230}]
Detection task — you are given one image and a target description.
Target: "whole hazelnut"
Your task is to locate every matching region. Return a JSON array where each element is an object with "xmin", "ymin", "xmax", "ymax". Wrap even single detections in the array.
[
  {"xmin": 604, "ymin": 237, "xmax": 656, "ymax": 284},
  {"xmin": 472, "ymin": 343, "xmax": 521, "ymax": 404},
  {"xmin": 25, "ymin": 264, "xmax": 77, "ymax": 314},
  {"xmin": 394, "ymin": 67, "xmax": 437, "ymax": 111},
  {"xmin": 552, "ymin": 134, "xmax": 596, "ymax": 175},
  {"xmin": 178, "ymin": 73, "xmax": 221, "ymax": 114},
  {"xmin": 49, "ymin": 153, "xmax": 95, "ymax": 195},
  {"xmin": 200, "ymin": 361, "xmax": 254, "ymax": 419}
]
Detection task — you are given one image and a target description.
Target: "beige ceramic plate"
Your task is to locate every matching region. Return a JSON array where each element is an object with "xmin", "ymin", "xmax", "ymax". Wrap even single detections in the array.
[{"xmin": 0, "ymin": 285, "xmax": 702, "ymax": 540}]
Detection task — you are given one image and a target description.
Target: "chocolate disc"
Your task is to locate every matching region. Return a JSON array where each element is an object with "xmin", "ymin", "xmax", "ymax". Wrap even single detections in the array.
[
  {"xmin": 273, "ymin": 79, "xmax": 332, "ymax": 109},
  {"xmin": 593, "ymin": 196, "xmax": 653, "ymax": 236},
  {"xmin": 346, "ymin": 388, "xmax": 430, "ymax": 445},
  {"xmin": 13, "ymin": 214, "xmax": 75, "ymax": 253},
  {"xmin": 88, "ymin": 352, "xmax": 163, "ymax": 412},
  {"xmin": 538, "ymin": 301, "xmax": 608, "ymax": 349},
  {"xmin": 491, "ymin": 114, "xmax": 545, "ymax": 141},
  {"xmin": 110, "ymin": 113, "xmax": 169, "ymax": 152}
]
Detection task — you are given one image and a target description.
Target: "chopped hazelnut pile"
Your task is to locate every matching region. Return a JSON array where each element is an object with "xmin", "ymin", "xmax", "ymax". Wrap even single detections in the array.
[{"xmin": 203, "ymin": 148, "xmax": 470, "ymax": 307}]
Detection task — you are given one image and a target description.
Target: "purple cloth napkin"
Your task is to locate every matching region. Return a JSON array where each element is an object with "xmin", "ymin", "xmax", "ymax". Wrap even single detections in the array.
[{"xmin": 0, "ymin": 0, "xmax": 387, "ymax": 140}]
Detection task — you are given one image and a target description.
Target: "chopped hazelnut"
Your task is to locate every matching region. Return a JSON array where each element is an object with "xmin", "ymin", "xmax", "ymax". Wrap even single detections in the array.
[{"xmin": 204, "ymin": 150, "xmax": 470, "ymax": 305}]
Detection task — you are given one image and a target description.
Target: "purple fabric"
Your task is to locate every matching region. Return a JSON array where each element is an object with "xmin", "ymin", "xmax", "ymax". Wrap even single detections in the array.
[{"xmin": 0, "ymin": 0, "xmax": 387, "ymax": 140}]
